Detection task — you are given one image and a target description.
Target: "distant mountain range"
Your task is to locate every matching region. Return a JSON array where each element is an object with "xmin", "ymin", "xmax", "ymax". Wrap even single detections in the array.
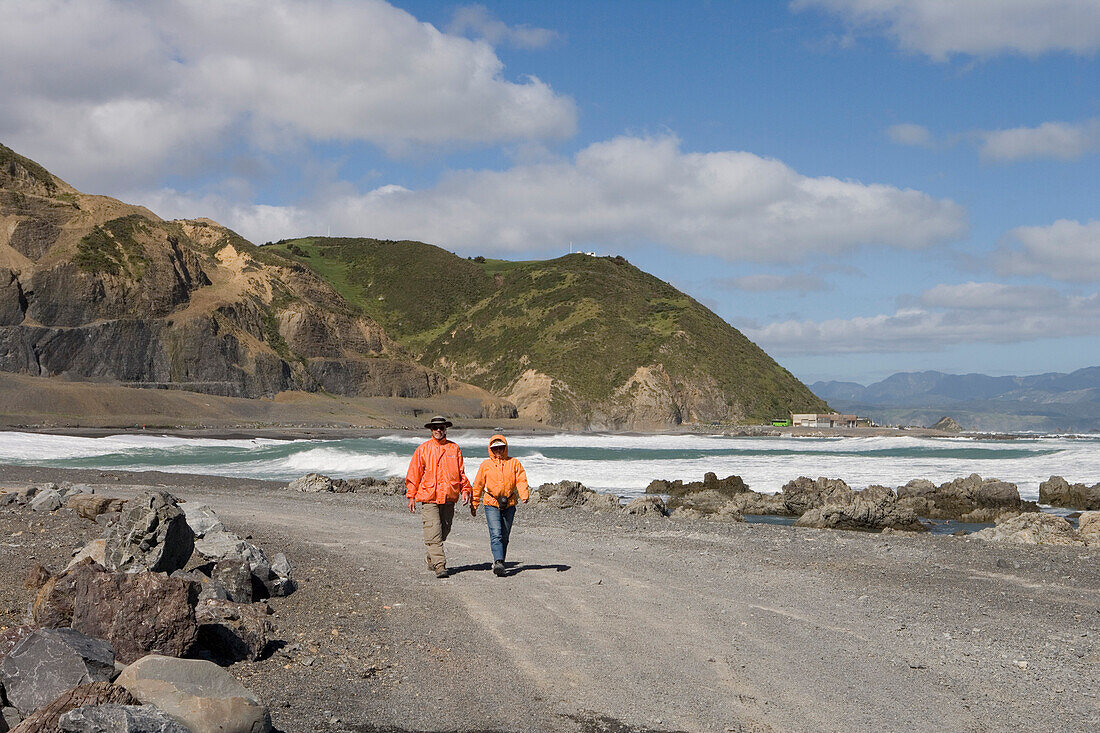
[{"xmin": 812, "ymin": 368, "xmax": 1100, "ymax": 433}]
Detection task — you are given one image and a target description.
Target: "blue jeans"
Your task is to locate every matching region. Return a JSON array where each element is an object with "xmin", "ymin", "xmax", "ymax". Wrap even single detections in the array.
[{"xmin": 483, "ymin": 504, "xmax": 516, "ymax": 563}]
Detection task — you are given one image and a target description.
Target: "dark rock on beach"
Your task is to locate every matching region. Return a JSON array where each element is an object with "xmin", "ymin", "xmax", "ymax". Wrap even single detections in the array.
[
  {"xmin": 0, "ymin": 629, "xmax": 115, "ymax": 716},
  {"xmin": 7, "ymin": 682, "xmax": 137, "ymax": 733},
  {"xmin": 103, "ymin": 492, "xmax": 194, "ymax": 575}
]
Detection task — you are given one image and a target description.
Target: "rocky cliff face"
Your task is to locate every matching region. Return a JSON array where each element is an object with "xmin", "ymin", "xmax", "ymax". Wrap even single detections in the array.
[{"xmin": 0, "ymin": 144, "xmax": 495, "ymax": 406}]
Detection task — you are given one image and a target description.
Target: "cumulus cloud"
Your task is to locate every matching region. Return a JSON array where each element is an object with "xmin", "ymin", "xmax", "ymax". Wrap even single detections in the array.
[
  {"xmin": 745, "ymin": 282, "xmax": 1100, "ymax": 355},
  {"xmin": 448, "ymin": 4, "xmax": 560, "ymax": 49},
  {"xmin": 887, "ymin": 123, "xmax": 934, "ymax": 147},
  {"xmin": 996, "ymin": 219, "xmax": 1100, "ymax": 282},
  {"xmin": 0, "ymin": 0, "xmax": 576, "ymax": 188},
  {"xmin": 131, "ymin": 135, "xmax": 967, "ymax": 261},
  {"xmin": 977, "ymin": 119, "xmax": 1100, "ymax": 161},
  {"xmin": 792, "ymin": 0, "xmax": 1100, "ymax": 60}
]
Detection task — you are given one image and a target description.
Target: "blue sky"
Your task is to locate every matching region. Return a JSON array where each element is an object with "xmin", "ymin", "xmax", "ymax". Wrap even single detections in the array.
[{"xmin": 2, "ymin": 0, "xmax": 1098, "ymax": 383}]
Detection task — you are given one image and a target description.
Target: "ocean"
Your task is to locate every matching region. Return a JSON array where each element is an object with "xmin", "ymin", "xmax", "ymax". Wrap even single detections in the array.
[{"xmin": 0, "ymin": 430, "xmax": 1097, "ymax": 502}]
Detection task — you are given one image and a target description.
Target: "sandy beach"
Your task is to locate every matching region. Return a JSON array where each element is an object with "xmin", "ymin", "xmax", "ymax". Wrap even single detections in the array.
[{"xmin": 1, "ymin": 463, "xmax": 1097, "ymax": 732}]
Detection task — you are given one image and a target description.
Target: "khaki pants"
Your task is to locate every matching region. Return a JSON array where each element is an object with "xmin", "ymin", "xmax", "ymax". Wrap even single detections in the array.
[{"xmin": 420, "ymin": 502, "xmax": 455, "ymax": 571}]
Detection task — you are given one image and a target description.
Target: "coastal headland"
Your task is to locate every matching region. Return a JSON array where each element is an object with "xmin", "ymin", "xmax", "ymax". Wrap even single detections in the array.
[{"xmin": 2, "ymin": 464, "xmax": 1097, "ymax": 732}]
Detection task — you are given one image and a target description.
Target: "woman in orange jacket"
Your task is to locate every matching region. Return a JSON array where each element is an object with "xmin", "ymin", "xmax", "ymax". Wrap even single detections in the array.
[{"xmin": 471, "ymin": 434, "xmax": 529, "ymax": 577}]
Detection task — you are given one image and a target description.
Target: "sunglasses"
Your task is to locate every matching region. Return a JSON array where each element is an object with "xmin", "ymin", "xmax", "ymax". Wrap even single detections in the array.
[{"xmin": 431, "ymin": 425, "xmax": 447, "ymax": 431}]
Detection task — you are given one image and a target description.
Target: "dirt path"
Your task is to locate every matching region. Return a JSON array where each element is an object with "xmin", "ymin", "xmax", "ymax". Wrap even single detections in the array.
[{"xmin": 3, "ymin": 466, "xmax": 1099, "ymax": 732}]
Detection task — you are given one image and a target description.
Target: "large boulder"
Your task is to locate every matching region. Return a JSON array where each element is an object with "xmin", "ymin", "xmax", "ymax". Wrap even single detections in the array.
[
  {"xmin": 781, "ymin": 477, "xmax": 852, "ymax": 516},
  {"xmin": 211, "ymin": 560, "xmax": 252, "ymax": 604},
  {"xmin": 104, "ymin": 492, "xmax": 195, "ymax": 575},
  {"xmin": 59, "ymin": 704, "xmax": 190, "ymax": 732},
  {"xmin": 286, "ymin": 473, "xmax": 333, "ymax": 492},
  {"xmin": 29, "ymin": 490, "xmax": 62, "ymax": 513},
  {"xmin": 8, "ymin": 682, "xmax": 137, "ymax": 733},
  {"xmin": 63, "ymin": 495, "xmax": 125, "ymax": 522},
  {"xmin": 794, "ymin": 485, "xmax": 928, "ymax": 533},
  {"xmin": 972, "ymin": 513, "xmax": 1087, "ymax": 546},
  {"xmin": 69, "ymin": 569, "xmax": 199, "ymax": 664},
  {"xmin": 898, "ymin": 474, "xmax": 1038, "ymax": 522},
  {"xmin": 182, "ymin": 505, "xmax": 224, "ymax": 538},
  {"xmin": 59, "ymin": 703, "xmax": 187, "ymax": 733},
  {"xmin": 31, "ymin": 561, "xmax": 198, "ymax": 665},
  {"xmin": 32, "ymin": 561, "xmax": 105, "ymax": 629},
  {"xmin": 0, "ymin": 630, "xmax": 115, "ymax": 716},
  {"xmin": 116, "ymin": 655, "xmax": 272, "ymax": 733},
  {"xmin": 193, "ymin": 533, "xmax": 294, "ymax": 599},
  {"xmin": 1039, "ymin": 476, "xmax": 1100, "ymax": 511},
  {"xmin": 193, "ymin": 599, "xmax": 275, "ymax": 663}
]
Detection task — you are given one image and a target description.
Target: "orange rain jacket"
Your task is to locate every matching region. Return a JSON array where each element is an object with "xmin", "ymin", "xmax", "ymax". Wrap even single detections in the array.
[
  {"xmin": 405, "ymin": 438, "xmax": 472, "ymax": 504},
  {"xmin": 472, "ymin": 434, "xmax": 529, "ymax": 510}
]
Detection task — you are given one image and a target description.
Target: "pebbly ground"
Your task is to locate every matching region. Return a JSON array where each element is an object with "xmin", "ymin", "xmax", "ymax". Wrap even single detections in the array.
[{"xmin": 1, "ymin": 464, "xmax": 1098, "ymax": 733}]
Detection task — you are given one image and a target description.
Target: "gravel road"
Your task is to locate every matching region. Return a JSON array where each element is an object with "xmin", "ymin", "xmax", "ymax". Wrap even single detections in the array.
[{"xmin": 2, "ymin": 465, "xmax": 1098, "ymax": 733}]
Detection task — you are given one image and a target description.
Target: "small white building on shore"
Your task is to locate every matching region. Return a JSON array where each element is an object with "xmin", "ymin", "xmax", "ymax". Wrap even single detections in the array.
[{"xmin": 791, "ymin": 412, "xmax": 861, "ymax": 428}]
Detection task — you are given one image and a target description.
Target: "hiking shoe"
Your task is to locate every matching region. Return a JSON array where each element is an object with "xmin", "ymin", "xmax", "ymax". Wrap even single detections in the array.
[
  {"xmin": 492, "ymin": 560, "xmax": 506, "ymax": 577},
  {"xmin": 435, "ymin": 567, "xmax": 450, "ymax": 579}
]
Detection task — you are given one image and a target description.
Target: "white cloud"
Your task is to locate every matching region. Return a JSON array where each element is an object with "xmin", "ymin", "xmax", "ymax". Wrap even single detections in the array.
[
  {"xmin": 793, "ymin": 0, "xmax": 1100, "ymax": 60},
  {"xmin": 746, "ymin": 283, "xmax": 1100, "ymax": 355},
  {"xmin": 887, "ymin": 123, "xmax": 933, "ymax": 147},
  {"xmin": 996, "ymin": 219, "xmax": 1100, "ymax": 282},
  {"xmin": 448, "ymin": 4, "xmax": 560, "ymax": 49},
  {"xmin": 0, "ymin": 0, "xmax": 575, "ymax": 188},
  {"xmin": 721, "ymin": 274, "xmax": 831, "ymax": 292},
  {"xmin": 132, "ymin": 135, "xmax": 967, "ymax": 261},
  {"xmin": 977, "ymin": 119, "xmax": 1100, "ymax": 161}
]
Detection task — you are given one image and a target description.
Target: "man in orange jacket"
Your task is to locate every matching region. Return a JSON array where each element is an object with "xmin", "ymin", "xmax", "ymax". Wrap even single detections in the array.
[{"xmin": 405, "ymin": 415, "xmax": 471, "ymax": 578}]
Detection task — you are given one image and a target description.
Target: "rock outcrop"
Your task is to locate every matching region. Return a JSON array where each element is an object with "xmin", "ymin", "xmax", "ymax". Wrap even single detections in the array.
[
  {"xmin": 972, "ymin": 513, "xmax": 1090, "ymax": 546},
  {"xmin": 897, "ymin": 474, "xmax": 1038, "ymax": 522},
  {"xmin": 781, "ymin": 477, "xmax": 854, "ymax": 516},
  {"xmin": 1039, "ymin": 476, "xmax": 1100, "ymax": 510},
  {"xmin": 794, "ymin": 485, "xmax": 928, "ymax": 533}
]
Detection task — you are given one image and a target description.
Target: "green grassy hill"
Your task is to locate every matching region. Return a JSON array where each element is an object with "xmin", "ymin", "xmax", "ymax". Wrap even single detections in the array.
[{"xmin": 267, "ymin": 238, "xmax": 827, "ymax": 428}]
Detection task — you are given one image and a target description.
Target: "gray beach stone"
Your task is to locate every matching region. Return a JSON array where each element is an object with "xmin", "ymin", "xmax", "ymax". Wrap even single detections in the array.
[
  {"xmin": 59, "ymin": 703, "xmax": 190, "ymax": 732},
  {"xmin": 183, "ymin": 504, "xmax": 225, "ymax": 538},
  {"xmin": 1, "ymin": 706, "xmax": 21, "ymax": 731},
  {"xmin": 29, "ymin": 489, "xmax": 62, "ymax": 512},
  {"xmin": 0, "ymin": 629, "xmax": 115, "ymax": 716},
  {"xmin": 116, "ymin": 655, "xmax": 272, "ymax": 733},
  {"xmin": 104, "ymin": 492, "xmax": 195, "ymax": 575},
  {"xmin": 211, "ymin": 559, "xmax": 252, "ymax": 604}
]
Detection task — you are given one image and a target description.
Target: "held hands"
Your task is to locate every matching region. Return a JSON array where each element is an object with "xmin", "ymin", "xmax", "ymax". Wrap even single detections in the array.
[
  {"xmin": 407, "ymin": 496, "xmax": 416, "ymax": 513},
  {"xmin": 470, "ymin": 505, "xmax": 477, "ymax": 517}
]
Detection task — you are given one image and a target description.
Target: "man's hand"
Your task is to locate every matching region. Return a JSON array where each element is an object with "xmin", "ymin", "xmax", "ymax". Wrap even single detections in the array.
[
  {"xmin": 407, "ymin": 496, "xmax": 416, "ymax": 513},
  {"xmin": 470, "ymin": 505, "xmax": 477, "ymax": 517},
  {"xmin": 461, "ymin": 490, "xmax": 471, "ymax": 506}
]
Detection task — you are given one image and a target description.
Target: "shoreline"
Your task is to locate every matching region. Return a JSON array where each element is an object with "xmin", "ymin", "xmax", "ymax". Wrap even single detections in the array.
[{"xmin": 2, "ymin": 463, "xmax": 1097, "ymax": 731}]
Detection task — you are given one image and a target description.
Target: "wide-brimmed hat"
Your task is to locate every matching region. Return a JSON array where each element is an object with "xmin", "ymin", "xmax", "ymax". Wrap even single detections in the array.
[
  {"xmin": 424, "ymin": 415, "xmax": 453, "ymax": 429},
  {"xmin": 489, "ymin": 438, "xmax": 507, "ymax": 449}
]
